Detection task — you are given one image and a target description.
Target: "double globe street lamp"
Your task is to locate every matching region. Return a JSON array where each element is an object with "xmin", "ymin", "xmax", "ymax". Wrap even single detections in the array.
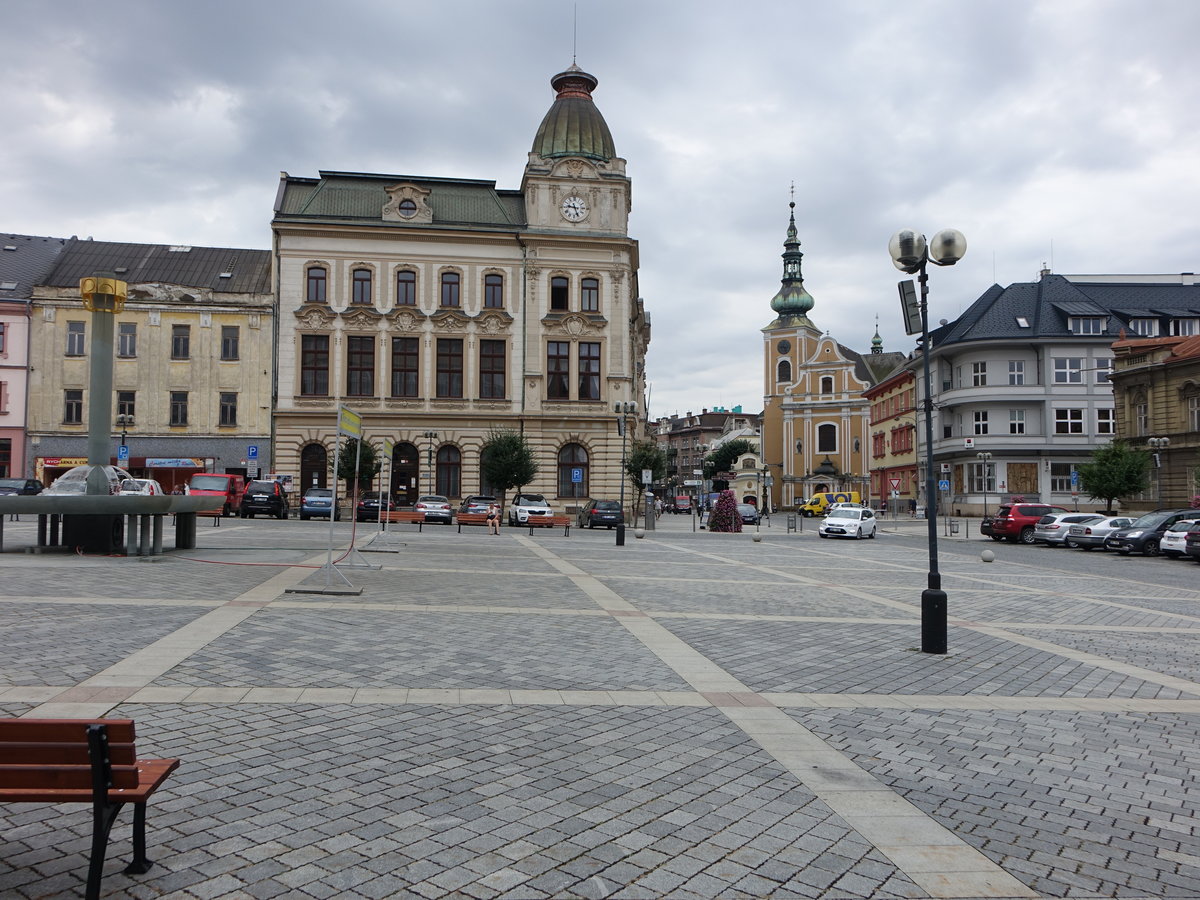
[{"xmin": 889, "ymin": 227, "xmax": 967, "ymax": 655}]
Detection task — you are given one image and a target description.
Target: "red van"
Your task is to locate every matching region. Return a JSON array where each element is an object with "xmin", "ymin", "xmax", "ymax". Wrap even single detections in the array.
[{"xmin": 188, "ymin": 473, "xmax": 246, "ymax": 517}]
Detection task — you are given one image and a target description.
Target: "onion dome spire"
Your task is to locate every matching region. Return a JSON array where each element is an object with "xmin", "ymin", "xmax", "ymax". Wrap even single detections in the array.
[
  {"xmin": 871, "ymin": 316, "xmax": 883, "ymax": 354},
  {"xmin": 769, "ymin": 201, "xmax": 815, "ymax": 326},
  {"xmin": 531, "ymin": 64, "xmax": 616, "ymax": 162}
]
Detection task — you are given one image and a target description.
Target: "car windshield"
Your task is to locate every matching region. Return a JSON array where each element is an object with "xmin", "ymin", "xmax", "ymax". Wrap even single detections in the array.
[
  {"xmin": 419, "ymin": 496, "xmax": 448, "ymax": 504},
  {"xmin": 1168, "ymin": 519, "xmax": 1200, "ymax": 533},
  {"xmin": 306, "ymin": 489, "xmax": 332, "ymax": 498},
  {"xmin": 0, "ymin": 478, "xmax": 24, "ymax": 489},
  {"xmin": 190, "ymin": 475, "xmax": 232, "ymax": 491},
  {"xmin": 517, "ymin": 495, "xmax": 549, "ymax": 507},
  {"xmin": 1130, "ymin": 511, "xmax": 1178, "ymax": 528},
  {"xmin": 247, "ymin": 481, "xmax": 275, "ymax": 492},
  {"xmin": 827, "ymin": 509, "xmax": 861, "ymax": 520},
  {"xmin": 594, "ymin": 501, "xmax": 620, "ymax": 511}
]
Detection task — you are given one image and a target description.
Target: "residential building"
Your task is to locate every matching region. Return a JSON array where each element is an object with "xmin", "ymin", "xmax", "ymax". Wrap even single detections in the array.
[
  {"xmin": 0, "ymin": 234, "xmax": 69, "ymax": 478},
  {"xmin": 864, "ymin": 365, "xmax": 918, "ymax": 512},
  {"xmin": 919, "ymin": 269, "xmax": 1200, "ymax": 513},
  {"xmin": 1109, "ymin": 333, "xmax": 1200, "ymax": 508},
  {"xmin": 654, "ymin": 407, "xmax": 751, "ymax": 499},
  {"xmin": 26, "ymin": 239, "xmax": 272, "ymax": 490},
  {"xmin": 271, "ymin": 63, "xmax": 649, "ymax": 507}
]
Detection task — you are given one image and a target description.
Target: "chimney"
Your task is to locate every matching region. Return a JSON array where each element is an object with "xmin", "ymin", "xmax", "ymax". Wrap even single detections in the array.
[{"xmin": 702, "ymin": 408, "xmax": 708, "ymax": 414}]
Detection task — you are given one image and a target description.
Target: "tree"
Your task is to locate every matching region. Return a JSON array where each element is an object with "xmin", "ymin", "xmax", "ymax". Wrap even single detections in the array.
[
  {"xmin": 332, "ymin": 438, "xmax": 381, "ymax": 497},
  {"xmin": 1077, "ymin": 440, "xmax": 1150, "ymax": 513},
  {"xmin": 703, "ymin": 439, "xmax": 753, "ymax": 481},
  {"xmin": 707, "ymin": 489, "xmax": 742, "ymax": 533},
  {"xmin": 479, "ymin": 429, "xmax": 538, "ymax": 511},
  {"xmin": 624, "ymin": 439, "xmax": 667, "ymax": 526}
]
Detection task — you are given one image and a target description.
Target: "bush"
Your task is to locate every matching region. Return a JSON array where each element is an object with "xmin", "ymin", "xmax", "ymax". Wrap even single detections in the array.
[{"xmin": 707, "ymin": 489, "xmax": 742, "ymax": 533}]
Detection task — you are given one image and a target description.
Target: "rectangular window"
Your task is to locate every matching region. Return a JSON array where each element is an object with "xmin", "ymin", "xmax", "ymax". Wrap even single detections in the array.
[
  {"xmin": 64, "ymin": 389, "xmax": 83, "ymax": 424},
  {"xmin": 1069, "ymin": 316, "xmax": 1105, "ymax": 335},
  {"xmin": 1096, "ymin": 408, "xmax": 1116, "ymax": 435},
  {"xmin": 973, "ymin": 410, "xmax": 989, "ymax": 435},
  {"xmin": 1008, "ymin": 360, "xmax": 1024, "ymax": 385},
  {"xmin": 1009, "ymin": 409, "xmax": 1025, "ymax": 435},
  {"xmin": 972, "ymin": 361, "xmax": 987, "ymax": 387},
  {"xmin": 970, "ymin": 462, "xmax": 996, "ymax": 493},
  {"xmin": 219, "ymin": 392, "xmax": 237, "ymax": 427},
  {"xmin": 220, "ymin": 326, "xmax": 240, "ymax": 360},
  {"xmin": 1129, "ymin": 317, "xmax": 1158, "ymax": 337},
  {"xmin": 390, "ymin": 337, "xmax": 419, "ymax": 397},
  {"xmin": 440, "ymin": 272, "xmax": 460, "ymax": 307},
  {"xmin": 169, "ymin": 392, "xmax": 188, "ymax": 426},
  {"xmin": 1171, "ymin": 317, "xmax": 1200, "ymax": 336},
  {"xmin": 306, "ymin": 267, "xmax": 327, "ymax": 304},
  {"xmin": 300, "ymin": 334, "xmax": 330, "ymax": 396},
  {"xmin": 547, "ymin": 341, "xmax": 570, "ymax": 399},
  {"xmin": 352, "ymin": 269, "xmax": 372, "ymax": 305},
  {"xmin": 0, "ymin": 322, "xmax": 5, "ymax": 353},
  {"xmin": 117, "ymin": 391, "xmax": 135, "ymax": 420},
  {"xmin": 581, "ymin": 277, "xmax": 599, "ymax": 312},
  {"xmin": 1135, "ymin": 402, "xmax": 1148, "ymax": 436},
  {"xmin": 1050, "ymin": 463, "xmax": 1075, "ymax": 493},
  {"xmin": 484, "ymin": 274, "xmax": 504, "ymax": 309},
  {"xmin": 346, "ymin": 335, "xmax": 375, "ymax": 397},
  {"xmin": 1055, "ymin": 408, "xmax": 1084, "ymax": 434},
  {"xmin": 1053, "ymin": 357, "xmax": 1082, "ymax": 384},
  {"xmin": 1190, "ymin": 395, "xmax": 1200, "ymax": 432},
  {"xmin": 117, "ymin": 322, "xmax": 137, "ymax": 358},
  {"xmin": 171, "ymin": 324, "xmax": 190, "ymax": 360},
  {"xmin": 396, "ymin": 270, "xmax": 416, "ymax": 306},
  {"xmin": 479, "ymin": 340, "xmax": 506, "ymax": 399},
  {"xmin": 1093, "ymin": 358, "xmax": 1112, "ymax": 383},
  {"xmin": 550, "ymin": 276, "xmax": 569, "ymax": 311},
  {"xmin": 578, "ymin": 342, "xmax": 600, "ymax": 400},
  {"xmin": 436, "ymin": 338, "xmax": 463, "ymax": 398},
  {"xmin": 66, "ymin": 321, "xmax": 85, "ymax": 356}
]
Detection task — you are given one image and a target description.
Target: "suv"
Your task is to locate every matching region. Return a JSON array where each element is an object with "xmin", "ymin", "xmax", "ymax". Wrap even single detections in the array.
[
  {"xmin": 355, "ymin": 491, "xmax": 395, "ymax": 522},
  {"xmin": 985, "ymin": 503, "xmax": 1071, "ymax": 544},
  {"xmin": 241, "ymin": 480, "xmax": 290, "ymax": 519},
  {"xmin": 508, "ymin": 493, "xmax": 553, "ymax": 526},
  {"xmin": 578, "ymin": 499, "xmax": 623, "ymax": 529},
  {"xmin": 1104, "ymin": 509, "xmax": 1196, "ymax": 556}
]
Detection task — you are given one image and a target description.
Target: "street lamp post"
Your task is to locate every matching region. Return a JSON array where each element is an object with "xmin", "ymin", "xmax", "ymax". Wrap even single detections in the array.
[
  {"xmin": 1148, "ymin": 437, "xmax": 1170, "ymax": 507},
  {"xmin": 975, "ymin": 451, "xmax": 992, "ymax": 521},
  {"xmin": 615, "ymin": 402, "xmax": 637, "ymax": 546},
  {"xmin": 422, "ymin": 431, "xmax": 438, "ymax": 495},
  {"xmin": 889, "ymin": 227, "xmax": 967, "ymax": 655},
  {"xmin": 116, "ymin": 413, "xmax": 134, "ymax": 463}
]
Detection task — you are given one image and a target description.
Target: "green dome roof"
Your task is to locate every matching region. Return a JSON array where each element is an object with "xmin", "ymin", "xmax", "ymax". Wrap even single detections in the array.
[
  {"xmin": 531, "ymin": 65, "xmax": 616, "ymax": 162},
  {"xmin": 769, "ymin": 202, "xmax": 815, "ymax": 322}
]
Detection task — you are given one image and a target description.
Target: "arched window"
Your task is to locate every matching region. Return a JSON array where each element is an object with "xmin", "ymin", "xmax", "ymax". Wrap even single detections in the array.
[
  {"xmin": 440, "ymin": 272, "xmax": 460, "ymax": 307},
  {"xmin": 396, "ymin": 270, "xmax": 416, "ymax": 306},
  {"xmin": 557, "ymin": 443, "xmax": 589, "ymax": 498},
  {"xmin": 484, "ymin": 274, "xmax": 504, "ymax": 309},
  {"xmin": 436, "ymin": 445, "xmax": 461, "ymax": 498},
  {"xmin": 581, "ymin": 277, "xmax": 599, "ymax": 312},
  {"xmin": 479, "ymin": 446, "xmax": 497, "ymax": 496},
  {"xmin": 306, "ymin": 266, "xmax": 327, "ymax": 304},
  {"xmin": 300, "ymin": 443, "xmax": 328, "ymax": 491},
  {"xmin": 820, "ymin": 376, "xmax": 834, "ymax": 394},
  {"xmin": 777, "ymin": 360, "xmax": 792, "ymax": 383},
  {"xmin": 352, "ymin": 268, "xmax": 372, "ymax": 304},
  {"xmin": 817, "ymin": 423, "xmax": 837, "ymax": 453}
]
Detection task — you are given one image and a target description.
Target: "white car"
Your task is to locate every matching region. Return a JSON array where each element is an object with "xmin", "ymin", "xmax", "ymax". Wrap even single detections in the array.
[
  {"xmin": 118, "ymin": 478, "xmax": 164, "ymax": 496},
  {"xmin": 1161, "ymin": 518, "xmax": 1200, "ymax": 559},
  {"xmin": 818, "ymin": 507, "xmax": 877, "ymax": 539},
  {"xmin": 508, "ymin": 492, "xmax": 554, "ymax": 526},
  {"xmin": 44, "ymin": 465, "xmax": 134, "ymax": 495}
]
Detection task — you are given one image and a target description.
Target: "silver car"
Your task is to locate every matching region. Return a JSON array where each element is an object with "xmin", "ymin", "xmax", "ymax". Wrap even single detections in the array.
[
  {"xmin": 1065, "ymin": 515, "xmax": 1135, "ymax": 550},
  {"xmin": 1033, "ymin": 513, "xmax": 1104, "ymax": 547}
]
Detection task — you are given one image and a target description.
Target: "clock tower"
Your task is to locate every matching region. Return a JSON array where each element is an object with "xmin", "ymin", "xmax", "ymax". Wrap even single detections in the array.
[{"xmin": 522, "ymin": 64, "xmax": 630, "ymax": 235}]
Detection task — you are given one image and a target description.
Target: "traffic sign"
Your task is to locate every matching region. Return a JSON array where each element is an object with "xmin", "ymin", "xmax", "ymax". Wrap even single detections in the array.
[
  {"xmin": 888, "ymin": 478, "xmax": 900, "ymax": 490},
  {"xmin": 683, "ymin": 479, "xmax": 701, "ymax": 486},
  {"xmin": 1070, "ymin": 470, "xmax": 1079, "ymax": 486},
  {"xmin": 938, "ymin": 479, "xmax": 951, "ymax": 491},
  {"xmin": 571, "ymin": 467, "xmax": 583, "ymax": 483},
  {"xmin": 248, "ymin": 445, "xmax": 259, "ymax": 460},
  {"xmin": 117, "ymin": 445, "xmax": 129, "ymax": 461}
]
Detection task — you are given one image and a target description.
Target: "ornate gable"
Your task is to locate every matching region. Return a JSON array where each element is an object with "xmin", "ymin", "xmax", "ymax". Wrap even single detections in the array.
[{"xmin": 383, "ymin": 182, "xmax": 434, "ymax": 224}]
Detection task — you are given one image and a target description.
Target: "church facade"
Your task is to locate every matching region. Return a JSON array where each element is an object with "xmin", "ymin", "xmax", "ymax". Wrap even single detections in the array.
[{"xmin": 271, "ymin": 65, "xmax": 649, "ymax": 507}]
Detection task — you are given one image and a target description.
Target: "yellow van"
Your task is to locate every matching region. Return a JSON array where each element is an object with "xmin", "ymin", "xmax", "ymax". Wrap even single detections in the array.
[{"xmin": 800, "ymin": 491, "xmax": 862, "ymax": 517}]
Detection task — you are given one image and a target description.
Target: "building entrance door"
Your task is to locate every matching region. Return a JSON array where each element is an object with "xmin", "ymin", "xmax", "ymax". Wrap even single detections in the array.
[{"xmin": 392, "ymin": 442, "xmax": 419, "ymax": 504}]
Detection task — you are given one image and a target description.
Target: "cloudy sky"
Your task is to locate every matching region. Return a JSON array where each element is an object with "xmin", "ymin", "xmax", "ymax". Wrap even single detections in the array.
[{"xmin": 3, "ymin": 0, "xmax": 1198, "ymax": 418}]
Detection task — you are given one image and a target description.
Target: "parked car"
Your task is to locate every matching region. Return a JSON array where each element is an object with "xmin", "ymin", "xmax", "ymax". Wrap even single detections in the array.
[
  {"xmin": 985, "ymin": 502, "xmax": 1071, "ymax": 544},
  {"xmin": 0, "ymin": 478, "xmax": 43, "ymax": 495},
  {"xmin": 1066, "ymin": 515, "xmax": 1136, "ymax": 551},
  {"xmin": 818, "ymin": 506, "xmax": 877, "ymax": 539},
  {"xmin": 737, "ymin": 503, "xmax": 760, "ymax": 525},
  {"xmin": 1185, "ymin": 522, "xmax": 1200, "ymax": 563},
  {"xmin": 1104, "ymin": 509, "xmax": 1197, "ymax": 556},
  {"xmin": 415, "ymin": 495, "xmax": 453, "ymax": 525},
  {"xmin": 242, "ymin": 479, "xmax": 290, "ymax": 519},
  {"xmin": 1033, "ymin": 512, "xmax": 1104, "ymax": 547},
  {"xmin": 1160, "ymin": 518, "xmax": 1200, "ymax": 559},
  {"xmin": 509, "ymin": 493, "xmax": 554, "ymax": 526},
  {"xmin": 578, "ymin": 499, "xmax": 623, "ymax": 529},
  {"xmin": 355, "ymin": 491, "xmax": 395, "ymax": 522},
  {"xmin": 300, "ymin": 487, "xmax": 341, "ymax": 521},
  {"xmin": 117, "ymin": 478, "xmax": 164, "ymax": 496},
  {"xmin": 44, "ymin": 465, "xmax": 133, "ymax": 495},
  {"xmin": 458, "ymin": 495, "xmax": 496, "ymax": 515},
  {"xmin": 188, "ymin": 473, "xmax": 245, "ymax": 517}
]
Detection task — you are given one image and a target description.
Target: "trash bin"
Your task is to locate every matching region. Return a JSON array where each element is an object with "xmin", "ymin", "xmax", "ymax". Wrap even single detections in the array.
[
  {"xmin": 786, "ymin": 514, "xmax": 797, "ymax": 533},
  {"xmin": 949, "ymin": 519, "xmax": 960, "ymax": 535}
]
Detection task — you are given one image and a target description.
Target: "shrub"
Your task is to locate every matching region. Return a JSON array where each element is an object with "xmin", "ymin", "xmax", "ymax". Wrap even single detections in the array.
[{"xmin": 707, "ymin": 489, "xmax": 742, "ymax": 533}]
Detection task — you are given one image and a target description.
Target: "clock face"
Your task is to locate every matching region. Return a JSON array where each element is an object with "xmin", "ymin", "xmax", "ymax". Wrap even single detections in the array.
[
  {"xmin": 777, "ymin": 340, "xmax": 791, "ymax": 354},
  {"xmin": 561, "ymin": 194, "xmax": 589, "ymax": 222}
]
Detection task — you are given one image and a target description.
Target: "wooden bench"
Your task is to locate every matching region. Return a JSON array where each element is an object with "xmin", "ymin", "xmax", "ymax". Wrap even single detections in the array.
[
  {"xmin": 527, "ymin": 515, "xmax": 572, "ymax": 536},
  {"xmin": 380, "ymin": 510, "xmax": 428, "ymax": 531},
  {"xmin": 456, "ymin": 512, "xmax": 493, "ymax": 532},
  {"xmin": 0, "ymin": 718, "xmax": 180, "ymax": 900}
]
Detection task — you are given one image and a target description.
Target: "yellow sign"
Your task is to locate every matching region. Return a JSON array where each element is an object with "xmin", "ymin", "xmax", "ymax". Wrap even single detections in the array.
[
  {"xmin": 338, "ymin": 406, "xmax": 362, "ymax": 438},
  {"xmin": 382, "ymin": 438, "xmax": 395, "ymax": 455}
]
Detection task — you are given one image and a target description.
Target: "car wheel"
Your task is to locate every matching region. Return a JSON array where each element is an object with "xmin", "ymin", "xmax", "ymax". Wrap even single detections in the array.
[
  {"xmin": 300, "ymin": 514, "xmax": 309, "ymax": 521},
  {"xmin": 868, "ymin": 528, "xmax": 876, "ymax": 539},
  {"xmin": 1019, "ymin": 527, "xmax": 1036, "ymax": 545},
  {"xmin": 223, "ymin": 503, "xmax": 232, "ymax": 518},
  {"xmin": 1064, "ymin": 538, "xmax": 1079, "ymax": 549},
  {"xmin": 818, "ymin": 532, "xmax": 828, "ymax": 539},
  {"xmin": 279, "ymin": 507, "xmax": 288, "ymax": 520},
  {"xmin": 1143, "ymin": 540, "xmax": 1160, "ymax": 557},
  {"xmin": 1164, "ymin": 551, "xmax": 1180, "ymax": 558}
]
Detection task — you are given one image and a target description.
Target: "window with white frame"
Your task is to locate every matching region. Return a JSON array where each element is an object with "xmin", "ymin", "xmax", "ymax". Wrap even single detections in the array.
[
  {"xmin": 1171, "ymin": 317, "xmax": 1199, "ymax": 336},
  {"xmin": 66, "ymin": 321, "xmax": 85, "ymax": 356},
  {"xmin": 1008, "ymin": 360, "xmax": 1024, "ymax": 385},
  {"xmin": 1135, "ymin": 397, "xmax": 1148, "ymax": 436},
  {"xmin": 1053, "ymin": 357, "xmax": 1083, "ymax": 384},
  {"xmin": 1050, "ymin": 463, "xmax": 1075, "ymax": 492},
  {"xmin": 1096, "ymin": 408, "xmax": 1116, "ymax": 435},
  {"xmin": 972, "ymin": 362, "xmax": 987, "ymax": 386},
  {"xmin": 973, "ymin": 410, "xmax": 989, "ymax": 435},
  {"xmin": 1069, "ymin": 316, "xmax": 1106, "ymax": 335},
  {"xmin": 1009, "ymin": 409, "xmax": 1025, "ymax": 435},
  {"xmin": 1128, "ymin": 317, "xmax": 1158, "ymax": 337},
  {"xmin": 970, "ymin": 462, "xmax": 996, "ymax": 493},
  {"xmin": 1189, "ymin": 394, "xmax": 1200, "ymax": 432},
  {"xmin": 1054, "ymin": 408, "xmax": 1084, "ymax": 434},
  {"xmin": 1093, "ymin": 358, "xmax": 1112, "ymax": 383}
]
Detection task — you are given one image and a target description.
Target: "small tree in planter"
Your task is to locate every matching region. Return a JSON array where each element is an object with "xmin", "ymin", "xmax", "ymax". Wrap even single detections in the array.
[{"xmin": 707, "ymin": 489, "xmax": 743, "ymax": 533}]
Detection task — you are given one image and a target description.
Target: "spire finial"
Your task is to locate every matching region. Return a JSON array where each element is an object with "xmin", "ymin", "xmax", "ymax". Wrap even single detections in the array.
[{"xmin": 572, "ymin": 3, "xmax": 577, "ymax": 64}]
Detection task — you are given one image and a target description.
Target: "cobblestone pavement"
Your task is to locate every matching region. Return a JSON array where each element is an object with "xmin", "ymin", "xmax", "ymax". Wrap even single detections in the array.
[{"xmin": 2, "ymin": 514, "xmax": 1200, "ymax": 898}]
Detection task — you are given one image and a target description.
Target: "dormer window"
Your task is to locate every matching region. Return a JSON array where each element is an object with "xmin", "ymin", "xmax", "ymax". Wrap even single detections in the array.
[
  {"xmin": 1068, "ymin": 316, "xmax": 1105, "ymax": 335},
  {"xmin": 1129, "ymin": 317, "xmax": 1158, "ymax": 337},
  {"xmin": 1170, "ymin": 317, "xmax": 1199, "ymax": 336},
  {"xmin": 398, "ymin": 199, "xmax": 418, "ymax": 218}
]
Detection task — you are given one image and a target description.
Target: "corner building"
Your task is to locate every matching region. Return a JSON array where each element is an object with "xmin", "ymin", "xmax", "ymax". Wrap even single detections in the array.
[{"xmin": 272, "ymin": 65, "xmax": 649, "ymax": 505}]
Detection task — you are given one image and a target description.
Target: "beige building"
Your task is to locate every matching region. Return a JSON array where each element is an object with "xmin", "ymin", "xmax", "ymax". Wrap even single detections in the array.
[
  {"xmin": 271, "ymin": 64, "xmax": 649, "ymax": 508},
  {"xmin": 26, "ymin": 239, "xmax": 272, "ymax": 490}
]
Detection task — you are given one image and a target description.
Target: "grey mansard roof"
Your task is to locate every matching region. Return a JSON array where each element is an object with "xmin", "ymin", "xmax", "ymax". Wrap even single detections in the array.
[
  {"xmin": 0, "ymin": 234, "xmax": 70, "ymax": 300},
  {"xmin": 39, "ymin": 239, "xmax": 270, "ymax": 295}
]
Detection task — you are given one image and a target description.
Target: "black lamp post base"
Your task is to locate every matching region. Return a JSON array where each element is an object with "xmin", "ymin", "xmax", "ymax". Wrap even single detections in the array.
[
  {"xmin": 921, "ymin": 588, "xmax": 947, "ymax": 654},
  {"xmin": 615, "ymin": 523, "xmax": 625, "ymax": 546}
]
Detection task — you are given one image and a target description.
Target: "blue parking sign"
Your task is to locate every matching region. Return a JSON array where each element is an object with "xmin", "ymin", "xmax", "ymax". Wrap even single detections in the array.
[
  {"xmin": 248, "ymin": 445, "xmax": 259, "ymax": 460},
  {"xmin": 571, "ymin": 467, "xmax": 583, "ymax": 483},
  {"xmin": 117, "ymin": 445, "xmax": 129, "ymax": 461}
]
